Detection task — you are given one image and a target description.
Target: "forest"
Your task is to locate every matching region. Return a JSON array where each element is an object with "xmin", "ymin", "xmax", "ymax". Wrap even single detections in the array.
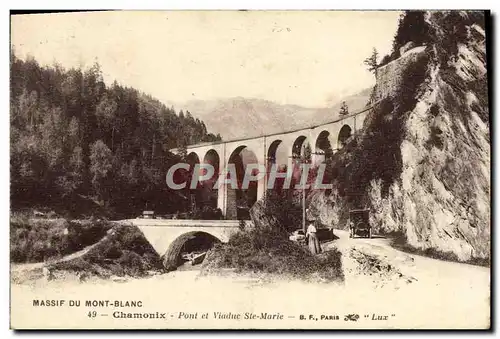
[{"xmin": 10, "ymin": 50, "xmax": 221, "ymax": 218}]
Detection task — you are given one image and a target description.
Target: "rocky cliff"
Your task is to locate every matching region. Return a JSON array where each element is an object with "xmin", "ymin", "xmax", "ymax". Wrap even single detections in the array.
[{"xmin": 310, "ymin": 11, "xmax": 489, "ymax": 262}]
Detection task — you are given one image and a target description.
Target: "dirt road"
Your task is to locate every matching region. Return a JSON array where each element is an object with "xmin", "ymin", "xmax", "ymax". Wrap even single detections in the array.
[
  {"xmin": 329, "ymin": 230, "xmax": 489, "ymax": 291},
  {"xmin": 11, "ymin": 230, "xmax": 490, "ymax": 329}
]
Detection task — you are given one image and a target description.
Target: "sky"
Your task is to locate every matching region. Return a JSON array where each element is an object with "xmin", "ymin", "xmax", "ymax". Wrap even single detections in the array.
[{"xmin": 11, "ymin": 10, "xmax": 401, "ymax": 108}]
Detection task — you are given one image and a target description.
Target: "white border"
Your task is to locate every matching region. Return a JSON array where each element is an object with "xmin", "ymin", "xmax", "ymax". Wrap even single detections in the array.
[
  {"xmin": 4, "ymin": 1, "xmax": 499, "ymax": 10},
  {"xmin": 2, "ymin": 1, "xmax": 498, "ymax": 337}
]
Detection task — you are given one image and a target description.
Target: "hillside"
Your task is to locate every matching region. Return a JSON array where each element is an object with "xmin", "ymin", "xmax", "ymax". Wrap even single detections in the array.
[
  {"xmin": 172, "ymin": 88, "xmax": 371, "ymax": 140},
  {"xmin": 310, "ymin": 11, "xmax": 490, "ymax": 263},
  {"xmin": 10, "ymin": 54, "xmax": 220, "ymax": 217}
]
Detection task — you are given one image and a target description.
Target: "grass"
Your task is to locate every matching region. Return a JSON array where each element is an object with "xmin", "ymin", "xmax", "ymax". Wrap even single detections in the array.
[
  {"xmin": 48, "ymin": 224, "xmax": 164, "ymax": 278},
  {"xmin": 10, "ymin": 211, "xmax": 164, "ymax": 278},
  {"xmin": 202, "ymin": 226, "xmax": 344, "ymax": 282},
  {"xmin": 10, "ymin": 211, "xmax": 113, "ymax": 263}
]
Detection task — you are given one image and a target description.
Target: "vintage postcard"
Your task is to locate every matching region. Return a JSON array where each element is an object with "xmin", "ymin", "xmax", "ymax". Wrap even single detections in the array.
[{"xmin": 10, "ymin": 10, "xmax": 490, "ymax": 330}]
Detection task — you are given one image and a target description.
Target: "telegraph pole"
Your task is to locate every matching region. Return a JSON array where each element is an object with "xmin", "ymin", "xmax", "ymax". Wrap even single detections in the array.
[
  {"xmin": 264, "ymin": 155, "xmax": 275, "ymax": 208},
  {"xmin": 289, "ymin": 154, "xmax": 306, "ymax": 232},
  {"xmin": 291, "ymin": 144, "xmax": 321, "ymax": 233},
  {"xmin": 302, "ymin": 179, "xmax": 306, "ymax": 233}
]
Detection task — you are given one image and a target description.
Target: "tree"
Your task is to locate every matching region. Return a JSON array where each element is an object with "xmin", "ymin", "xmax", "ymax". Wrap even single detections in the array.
[
  {"xmin": 364, "ymin": 47, "xmax": 379, "ymax": 77},
  {"xmin": 17, "ymin": 89, "xmax": 38, "ymax": 129},
  {"xmin": 301, "ymin": 143, "xmax": 312, "ymax": 163},
  {"xmin": 56, "ymin": 146, "xmax": 84, "ymax": 198},
  {"xmin": 10, "ymin": 53, "xmax": 220, "ymax": 216},
  {"xmin": 69, "ymin": 146, "xmax": 85, "ymax": 186},
  {"xmin": 392, "ymin": 11, "xmax": 429, "ymax": 53},
  {"xmin": 339, "ymin": 101, "xmax": 349, "ymax": 116},
  {"xmin": 177, "ymin": 144, "xmax": 188, "ymax": 161},
  {"xmin": 96, "ymin": 95, "xmax": 118, "ymax": 150},
  {"xmin": 90, "ymin": 140, "xmax": 114, "ymax": 200}
]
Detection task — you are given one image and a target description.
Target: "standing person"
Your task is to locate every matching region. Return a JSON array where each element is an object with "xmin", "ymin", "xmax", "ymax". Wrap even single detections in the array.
[{"xmin": 306, "ymin": 220, "xmax": 322, "ymax": 255}]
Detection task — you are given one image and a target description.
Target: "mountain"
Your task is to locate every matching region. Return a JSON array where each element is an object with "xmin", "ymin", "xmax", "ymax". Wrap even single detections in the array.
[
  {"xmin": 171, "ymin": 88, "xmax": 372, "ymax": 140},
  {"xmin": 310, "ymin": 10, "xmax": 489, "ymax": 263}
]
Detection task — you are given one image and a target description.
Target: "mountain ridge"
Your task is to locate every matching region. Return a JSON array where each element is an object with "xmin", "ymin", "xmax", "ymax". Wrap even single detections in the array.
[{"xmin": 168, "ymin": 88, "xmax": 372, "ymax": 140}]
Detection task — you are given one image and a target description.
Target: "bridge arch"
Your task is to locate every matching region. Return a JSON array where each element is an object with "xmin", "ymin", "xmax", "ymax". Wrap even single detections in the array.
[
  {"xmin": 267, "ymin": 139, "xmax": 288, "ymax": 172},
  {"xmin": 314, "ymin": 130, "xmax": 334, "ymax": 164},
  {"xmin": 291, "ymin": 135, "xmax": 311, "ymax": 160},
  {"xmin": 226, "ymin": 145, "xmax": 259, "ymax": 220},
  {"xmin": 338, "ymin": 125, "xmax": 352, "ymax": 150},
  {"xmin": 267, "ymin": 139, "xmax": 282, "ymax": 166},
  {"xmin": 186, "ymin": 152, "xmax": 200, "ymax": 166},
  {"xmin": 289, "ymin": 135, "xmax": 312, "ymax": 187},
  {"xmin": 162, "ymin": 231, "xmax": 221, "ymax": 271},
  {"xmin": 203, "ymin": 149, "xmax": 220, "ymax": 167}
]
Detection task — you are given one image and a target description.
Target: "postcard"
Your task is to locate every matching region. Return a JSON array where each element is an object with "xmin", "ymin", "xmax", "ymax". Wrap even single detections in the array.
[{"xmin": 10, "ymin": 10, "xmax": 490, "ymax": 330}]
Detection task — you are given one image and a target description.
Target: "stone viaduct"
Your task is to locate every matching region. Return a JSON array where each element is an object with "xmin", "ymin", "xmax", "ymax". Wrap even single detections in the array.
[{"xmin": 172, "ymin": 104, "xmax": 374, "ymax": 219}]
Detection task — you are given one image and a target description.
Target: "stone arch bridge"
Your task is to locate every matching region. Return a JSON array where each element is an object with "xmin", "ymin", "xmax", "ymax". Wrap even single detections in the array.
[{"xmin": 124, "ymin": 219, "xmax": 252, "ymax": 271}]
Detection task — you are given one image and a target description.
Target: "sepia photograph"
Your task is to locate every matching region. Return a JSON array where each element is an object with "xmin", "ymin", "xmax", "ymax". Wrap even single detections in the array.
[{"xmin": 9, "ymin": 9, "xmax": 491, "ymax": 330}]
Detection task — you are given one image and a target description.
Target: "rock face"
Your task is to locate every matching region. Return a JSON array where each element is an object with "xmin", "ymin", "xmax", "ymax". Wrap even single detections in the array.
[
  {"xmin": 395, "ymin": 14, "xmax": 489, "ymax": 261},
  {"xmin": 311, "ymin": 11, "xmax": 490, "ymax": 262},
  {"xmin": 399, "ymin": 41, "xmax": 417, "ymax": 56},
  {"xmin": 374, "ymin": 45, "xmax": 427, "ymax": 101}
]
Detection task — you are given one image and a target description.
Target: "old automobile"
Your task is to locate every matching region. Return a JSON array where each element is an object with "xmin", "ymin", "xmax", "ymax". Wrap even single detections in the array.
[{"xmin": 348, "ymin": 209, "xmax": 372, "ymax": 238}]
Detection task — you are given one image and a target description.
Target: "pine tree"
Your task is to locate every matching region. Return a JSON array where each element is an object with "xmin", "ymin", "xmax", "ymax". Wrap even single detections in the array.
[
  {"xmin": 339, "ymin": 101, "xmax": 349, "ymax": 116},
  {"xmin": 364, "ymin": 47, "xmax": 379, "ymax": 77},
  {"xmin": 89, "ymin": 140, "xmax": 114, "ymax": 200}
]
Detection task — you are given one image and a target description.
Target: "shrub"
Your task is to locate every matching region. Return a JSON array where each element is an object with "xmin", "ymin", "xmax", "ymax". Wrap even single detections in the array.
[
  {"xmin": 425, "ymin": 126, "xmax": 445, "ymax": 150},
  {"xmin": 64, "ymin": 219, "xmax": 113, "ymax": 253},
  {"xmin": 379, "ymin": 54, "xmax": 394, "ymax": 67},
  {"xmin": 392, "ymin": 11, "xmax": 431, "ymax": 56},
  {"xmin": 49, "ymin": 224, "xmax": 164, "ymax": 278},
  {"xmin": 203, "ymin": 226, "xmax": 344, "ymax": 282},
  {"xmin": 190, "ymin": 205, "xmax": 223, "ymax": 220},
  {"xmin": 10, "ymin": 216, "xmax": 68, "ymax": 262},
  {"xmin": 10, "ymin": 215, "xmax": 114, "ymax": 263}
]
